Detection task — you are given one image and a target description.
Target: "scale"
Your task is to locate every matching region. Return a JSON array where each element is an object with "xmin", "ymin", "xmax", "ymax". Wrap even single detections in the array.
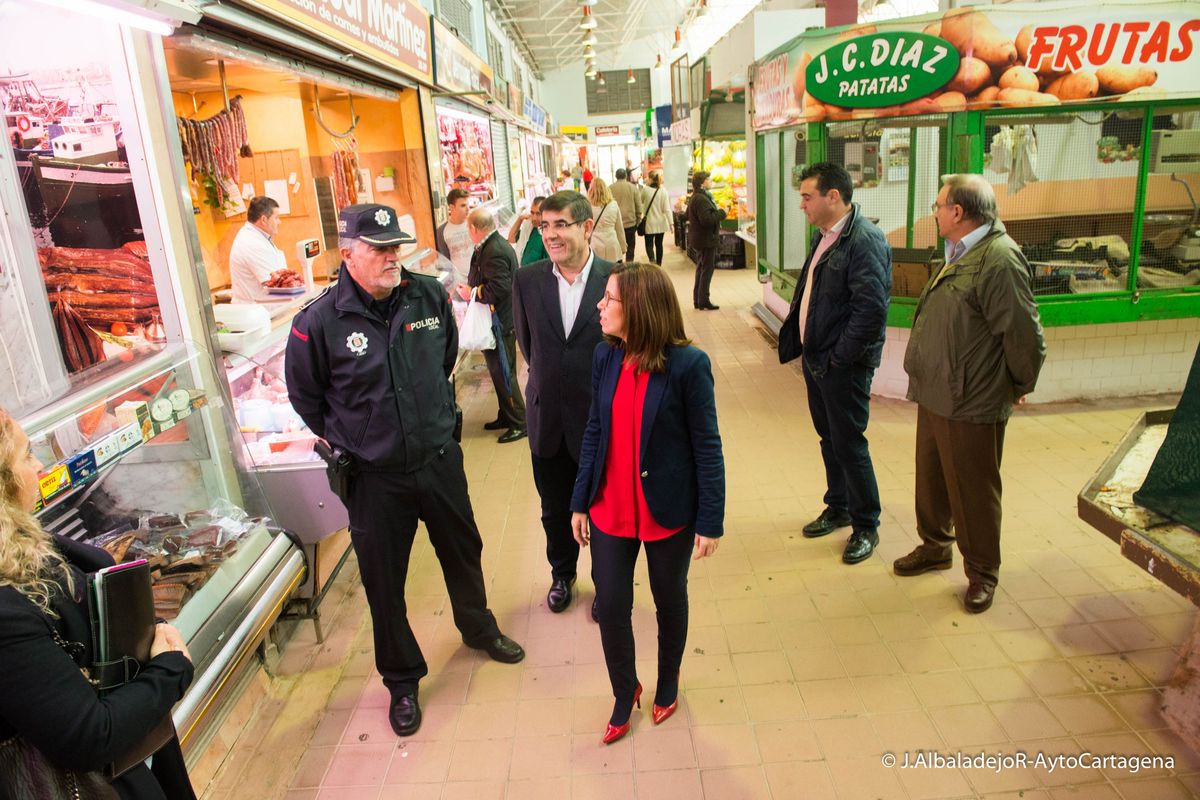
[{"xmin": 296, "ymin": 238, "xmax": 321, "ymax": 292}]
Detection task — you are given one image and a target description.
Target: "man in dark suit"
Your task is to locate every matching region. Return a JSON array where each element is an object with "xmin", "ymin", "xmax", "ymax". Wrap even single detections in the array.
[
  {"xmin": 778, "ymin": 162, "xmax": 891, "ymax": 566},
  {"xmin": 464, "ymin": 208, "xmax": 526, "ymax": 443},
  {"xmin": 513, "ymin": 190, "xmax": 613, "ymax": 615}
]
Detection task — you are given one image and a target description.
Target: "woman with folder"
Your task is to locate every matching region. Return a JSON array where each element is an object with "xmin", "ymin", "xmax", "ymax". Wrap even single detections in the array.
[{"xmin": 0, "ymin": 408, "xmax": 196, "ymax": 799}]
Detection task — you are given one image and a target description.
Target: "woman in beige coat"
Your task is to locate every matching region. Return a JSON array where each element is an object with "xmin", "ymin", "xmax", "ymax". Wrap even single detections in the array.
[
  {"xmin": 640, "ymin": 170, "xmax": 672, "ymax": 265},
  {"xmin": 588, "ymin": 178, "xmax": 626, "ymax": 263}
]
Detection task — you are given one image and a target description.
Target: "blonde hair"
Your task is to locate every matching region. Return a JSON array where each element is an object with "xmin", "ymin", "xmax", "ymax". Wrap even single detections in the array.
[
  {"xmin": 0, "ymin": 409, "xmax": 73, "ymax": 617},
  {"xmin": 588, "ymin": 177, "xmax": 613, "ymax": 207}
]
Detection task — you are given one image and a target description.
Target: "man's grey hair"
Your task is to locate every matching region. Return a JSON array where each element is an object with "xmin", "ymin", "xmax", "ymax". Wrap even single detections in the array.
[
  {"xmin": 468, "ymin": 207, "xmax": 496, "ymax": 233},
  {"xmin": 941, "ymin": 174, "xmax": 997, "ymax": 225},
  {"xmin": 338, "ymin": 236, "xmax": 364, "ymax": 253}
]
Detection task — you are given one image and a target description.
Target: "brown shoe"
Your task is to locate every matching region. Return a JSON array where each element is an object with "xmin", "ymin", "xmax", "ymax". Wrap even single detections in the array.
[
  {"xmin": 893, "ymin": 547, "xmax": 953, "ymax": 576},
  {"xmin": 964, "ymin": 582, "xmax": 996, "ymax": 614}
]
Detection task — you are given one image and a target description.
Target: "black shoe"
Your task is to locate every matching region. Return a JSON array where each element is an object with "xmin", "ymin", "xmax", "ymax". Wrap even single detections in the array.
[
  {"xmin": 474, "ymin": 634, "xmax": 525, "ymax": 664},
  {"xmin": 547, "ymin": 577, "xmax": 575, "ymax": 613},
  {"xmin": 483, "ymin": 417, "xmax": 506, "ymax": 431},
  {"xmin": 591, "ymin": 597, "xmax": 599, "ymax": 623},
  {"xmin": 964, "ymin": 582, "xmax": 996, "ymax": 614},
  {"xmin": 803, "ymin": 507, "xmax": 852, "ymax": 538},
  {"xmin": 842, "ymin": 529, "xmax": 879, "ymax": 564},
  {"xmin": 893, "ymin": 547, "xmax": 953, "ymax": 576},
  {"xmin": 389, "ymin": 692, "xmax": 421, "ymax": 737},
  {"xmin": 700, "ymin": 303, "xmax": 720, "ymax": 310},
  {"xmin": 497, "ymin": 428, "xmax": 527, "ymax": 444}
]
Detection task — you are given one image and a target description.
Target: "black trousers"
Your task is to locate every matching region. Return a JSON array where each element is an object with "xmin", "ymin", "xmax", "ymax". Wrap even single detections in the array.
[
  {"xmin": 530, "ymin": 436, "xmax": 581, "ymax": 582},
  {"xmin": 483, "ymin": 329, "xmax": 525, "ymax": 429},
  {"xmin": 644, "ymin": 233, "xmax": 664, "ymax": 265},
  {"xmin": 693, "ymin": 246, "xmax": 716, "ymax": 307},
  {"xmin": 802, "ymin": 359, "xmax": 881, "ymax": 532},
  {"xmin": 623, "ymin": 227, "xmax": 639, "ymax": 262},
  {"xmin": 591, "ymin": 525, "xmax": 694, "ymax": 709},
  {"xmin": 346, "ymin": 442, "xmax": 500, "ymax": 696}
]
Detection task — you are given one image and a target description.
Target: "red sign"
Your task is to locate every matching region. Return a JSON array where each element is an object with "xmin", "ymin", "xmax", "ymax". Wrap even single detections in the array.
[
  {"xmin": 594, "ymin": 125, "xmax": 620, "ymax": 136},
  {"xmin": 752, "ymin": 53, "xmax": 792, "ymax": 130}
]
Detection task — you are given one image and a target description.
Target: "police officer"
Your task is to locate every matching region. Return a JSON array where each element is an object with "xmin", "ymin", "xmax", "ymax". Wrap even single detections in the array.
[{"xmin": 285, "ymin": 204, "xmax": 524, "ymax": 738}]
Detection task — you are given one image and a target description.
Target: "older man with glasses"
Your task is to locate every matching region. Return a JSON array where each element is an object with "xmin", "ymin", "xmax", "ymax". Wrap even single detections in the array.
[{"xmin": 512, "ymin": 191, "xmax": 615, "ymax": 617}]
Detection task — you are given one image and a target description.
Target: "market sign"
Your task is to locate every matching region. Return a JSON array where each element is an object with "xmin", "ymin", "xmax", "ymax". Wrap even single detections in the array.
[
  {"xmin": 752, "ymin": 1, "xmax": 1200, "ymax": 129},
  {"xmin": 805, "ymin": 32, "xmax": 959, "ymax": 109},
  {"xmin": 238, "ymin": 0, "xmax": 431, "ymax": 83},
  {"xmin": 562, "ymin": 125, "xmax": 589, "ymax": 142},
  {"xmin": 432, "ymin": 17, "xmax": 494, "ymax": 99},
  {"xmin": 594, "ymin": 125, "xmax": 620, "ymax": 137}
]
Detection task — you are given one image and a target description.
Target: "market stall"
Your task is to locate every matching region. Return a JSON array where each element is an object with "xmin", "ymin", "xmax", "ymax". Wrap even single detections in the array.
[
  {"xmin": 751, "ymin": 0, "xmax": 1200, "ymax": 400},
  {"xmin": 0, "ymin": 0, "xmax": 306, "ymax": 772},
  {"xmin": 432, "ymin": 19, "xmax": 501, "ymax": 210}
]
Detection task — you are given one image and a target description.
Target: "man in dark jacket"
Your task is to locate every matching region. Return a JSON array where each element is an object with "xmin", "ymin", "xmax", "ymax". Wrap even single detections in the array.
[
  {"xmin": 895, "ymin": 174, "xmax": 1045, "ymax": 613},
  {"xmin": 686, "ymin": 170, "xmax": 725, "ymax": 310},
  {"xmin": 285, "ymin": 204, "xmax": 524, "ymax": 739},
  {"xmin": 463, "ymin": 207, "xmax": 526, "ymax": 443},
  {"xmin": 513, "ymin": 190, "xmax": 613, "ymax": 615},
  {"xmin": 778, "ymin": 162, "xmax": 891, "ymax": 565}
]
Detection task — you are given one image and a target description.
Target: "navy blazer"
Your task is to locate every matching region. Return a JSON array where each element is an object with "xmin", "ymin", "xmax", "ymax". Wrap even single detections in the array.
[{"xmin": 570, "ymin": 342, "xmax": 725, "ymax": 537}]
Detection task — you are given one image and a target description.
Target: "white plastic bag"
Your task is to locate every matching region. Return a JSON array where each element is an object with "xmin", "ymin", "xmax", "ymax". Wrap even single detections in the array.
[{"xmin": 459, "ymin": 296, "xmax": 496, "ymax": 350}]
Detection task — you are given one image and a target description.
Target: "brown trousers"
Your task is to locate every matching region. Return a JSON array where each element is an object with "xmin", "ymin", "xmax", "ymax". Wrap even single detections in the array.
[{"xmin": 914, "ymin": 404, "xmax": 1006, "ymax": 587}]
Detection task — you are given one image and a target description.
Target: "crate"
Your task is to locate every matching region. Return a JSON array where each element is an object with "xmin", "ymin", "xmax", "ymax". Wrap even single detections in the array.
[{"xmin": 716, "ymin": 231, "xmax": 745, "ymax": 270}]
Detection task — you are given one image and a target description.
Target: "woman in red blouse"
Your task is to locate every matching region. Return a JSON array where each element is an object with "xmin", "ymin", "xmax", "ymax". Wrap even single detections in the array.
[{"xmin": 570, "ymin": 262, "xmax": 725, "ymax": 745}]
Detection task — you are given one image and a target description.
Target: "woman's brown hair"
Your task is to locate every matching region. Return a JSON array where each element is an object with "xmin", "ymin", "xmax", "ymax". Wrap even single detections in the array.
[
  {"xmin": 604, "ymin": 262, "xmax": 691, "ymax": 373},
  {"xmin": 691, "ymin": 170, "xmax": 710, "ymax": 192}
]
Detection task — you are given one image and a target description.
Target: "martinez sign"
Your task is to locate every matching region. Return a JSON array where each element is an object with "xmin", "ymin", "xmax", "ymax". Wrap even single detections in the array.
[
  {"xmin": 243, "ymin": 0, "xmax": 431, "ymax": 82},
  {"xmin": 805, "ymin": 32, "xmax": 959, "ymax": 108}
]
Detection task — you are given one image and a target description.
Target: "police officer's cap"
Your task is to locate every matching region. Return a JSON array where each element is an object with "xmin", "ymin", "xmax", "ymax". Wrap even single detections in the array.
[{"xmin": 338, "ymin": 204, "xmax": 416, "ymax": 246}]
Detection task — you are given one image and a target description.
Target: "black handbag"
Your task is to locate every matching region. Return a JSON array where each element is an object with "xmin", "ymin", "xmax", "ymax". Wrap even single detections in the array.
[
  {"xmin": 0, "ymin": 735, "xmax": 117, "ymax": 800},
  {"xmin": 636, "ymin": 188, "xmax": 659, "ymax": 236}
]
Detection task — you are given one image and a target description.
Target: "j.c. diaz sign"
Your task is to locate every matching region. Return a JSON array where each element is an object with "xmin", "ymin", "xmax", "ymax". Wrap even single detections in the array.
[
  {"xmin": 238, "ymin": 0, "xmax": 432, "ymax": 83},
  {"xmin": 752, "ymin": 1, "xmax": 1200, "ymax": 129}
]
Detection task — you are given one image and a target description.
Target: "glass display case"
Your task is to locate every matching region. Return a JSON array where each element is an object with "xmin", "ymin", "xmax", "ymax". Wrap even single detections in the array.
[{"xmin": 18, "ymin": 343, "xmax": 305, "ymax": 753}]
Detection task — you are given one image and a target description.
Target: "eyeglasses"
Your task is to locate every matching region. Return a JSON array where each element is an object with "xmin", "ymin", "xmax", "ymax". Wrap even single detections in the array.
[
  {"xmin": 931, "ymin": 201, "xmax": 958, "ymax": 213},
  {"xmin": 538, "ymin": 220, "xmax": 586, "ymax": 234},
  {"xmin": 601, "ymin": 291, "xmax": 622, "ymax": 305}
]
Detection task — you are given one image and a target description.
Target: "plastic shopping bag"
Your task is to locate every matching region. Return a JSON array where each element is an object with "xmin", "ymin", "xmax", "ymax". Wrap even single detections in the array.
[{"xmin": 459, "ymin": 296, "xmax": 496, "ymax": 350}]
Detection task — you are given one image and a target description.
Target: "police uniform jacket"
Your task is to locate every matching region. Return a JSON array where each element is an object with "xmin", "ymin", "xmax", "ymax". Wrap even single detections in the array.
[{"xmin": 285, "ymin": 269, "xmax": 458, "ymax": 472}]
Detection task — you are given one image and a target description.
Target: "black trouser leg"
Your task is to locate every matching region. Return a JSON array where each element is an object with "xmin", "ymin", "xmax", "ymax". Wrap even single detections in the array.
[
  {"xmin": 623, "ymin": 227, "xmax": 638, "ymax": 262},
  {"xmin": 414, "ymin": 441, "xmax": 501, "ymax": 648},
  {"xmin": 645, "ymin": 233, "xmax": 664, "ymax": 265},
  {"xmin": 346, "ymin": 469, "xmax": 426, "ymax": 696},
  {"xmin": 802, "ymin": 360, "xmax": 881, "ymax": 532},
  {"xmin": 483, "ymin": 331, "xmax": 525, "ymax": 429},
  {"xmin": 644, "ymin": 528, "xmax": 694, "ymax": 706},
  {"xmin": 693, "ymin": 246, "xmax": 716, "ymax": 306},
  {"xmin": 530, "ymin": 437, "xmax": 580, "ymax": 581}
]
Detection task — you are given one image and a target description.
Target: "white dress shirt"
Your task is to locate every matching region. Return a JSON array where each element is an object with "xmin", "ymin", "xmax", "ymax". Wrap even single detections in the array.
[
  {"xmin": 552, "ymin": 251, "xmax": 595, "ymax": 336},
  {"xmin": 230, "ymin": 222, "xmax": 287, "ymax": 303},
  {"xmin": 936, "ymin": 222, "xmax": 991, "ymax": 282}
]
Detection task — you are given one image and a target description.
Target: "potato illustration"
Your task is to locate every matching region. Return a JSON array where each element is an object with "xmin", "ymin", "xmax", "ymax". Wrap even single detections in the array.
[
  {"xmin": 1046, "ymin": 71, "xmax": 1099, "ymax": 100},
  {"xmin": 896, "ymin": 97, "xmax": 944, "ymax": 116},
  {"xmin": 999, "ymin": 66, "xmax": 1039, "ymax": 92},
  {"xmin": 835, "ymin": 23, "xmax": 877, "ymax": 43},
  {"xmin": 1015, "ymin": 25, "xmax": 1033, "ymax": 63},
  {"xmin": 934, "ymin": 91, "xmax": 967, "ymax": 112},
  {"xmin": 1096, "ymin": 66, "xmax": 1157, "ymax": 95},
  {"xmin": 923, "ymin": 21, "xmax": 941, "ymax": 37},
  {"xmin": 792, "ymin": 52, "xmax": 812, "ymax": 105},
  {"xmin": 947, "ymin": 57, "xmax": 991, "ymax": 95},
  {"xmin": 969, "ymin": 85, "xmax": 1002, "ymax": 106},
  {"xmin": 940, "ymin": 9, "xmax": 1017, "ymax": 68},
  {"xmin": 997, "ymin": 87, "xmax": 1060, "ymax": 107}
]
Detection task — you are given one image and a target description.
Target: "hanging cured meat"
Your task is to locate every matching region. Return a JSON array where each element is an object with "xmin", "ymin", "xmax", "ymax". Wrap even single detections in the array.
[
  {"xmin": 331, "ymin": 148, "xmax": 359, "ymax": 210},
  {"xmin": 177, "ymin": 95, "xmax": 253, "ymax": 210},
  {"xmin": 40, "ymin": 241, "xmax": 160, "ymax": 331},
  {"xmin": 52, "ymin": 294, "xmax": 105, "ymax": 373}
]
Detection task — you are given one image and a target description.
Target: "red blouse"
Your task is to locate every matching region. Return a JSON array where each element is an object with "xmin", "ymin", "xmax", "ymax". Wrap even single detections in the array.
[{"xmin": 589, "ymin": 360, "xmax": 684, "ymax": 541}]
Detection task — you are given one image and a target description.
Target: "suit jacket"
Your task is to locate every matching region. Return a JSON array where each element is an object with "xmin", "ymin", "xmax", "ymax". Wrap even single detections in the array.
[
  {"xmin": 570, "ymin": 343, "xmax": 725, "ymax": 537},
  {"xmin": 468, "ymin": 231, "xmax": 519, "ymax": 334},
  {"xmin": 512, "ymin": 254, "xmax": 613, "ymax": 460},
  {"xmin": 0, "ymin": 536, "xmax": 195, "ymax": 800}
]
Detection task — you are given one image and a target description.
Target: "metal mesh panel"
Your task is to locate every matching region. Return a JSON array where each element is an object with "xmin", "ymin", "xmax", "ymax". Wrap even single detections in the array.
[
  {"xmin": 761, "ymin": 132, "xmax": 780, "ymax": 270},
  {"xmin": 782, "ymin": 128, "xmax": 809, "ymax": 271},
  {"xmin": 491, "ymin": 119, "xmax": 513, "ymax": 214},
  {"xmin": 981, "ymin": 109, "xmax": 1148, "ymax": 296},
  {"xmin": 1140, "ymin": 107, "xmax": 1200, "ymax": 291},
  {"xmin": 438, "ymin": 0, "xmax": 473, "ymax": 48}
]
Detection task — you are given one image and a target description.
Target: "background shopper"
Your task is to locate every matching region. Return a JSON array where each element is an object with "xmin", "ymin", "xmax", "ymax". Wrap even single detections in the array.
[
  {"xmin": 587, "ymin": 178, "xmax": 627, "ymax": 264},
  {"xmin": 685, "ymin": 171, "xmax": 724, "ymax": 310},
  {"xmin": 640, "ymin": 171, "xmax": 671, "ymax": 265}
]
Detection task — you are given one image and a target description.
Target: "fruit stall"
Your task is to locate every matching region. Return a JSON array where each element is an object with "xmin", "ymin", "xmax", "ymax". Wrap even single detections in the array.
[{"xmin": 749, "ymin": 0, "xmax": 1200, "ymax": 402}]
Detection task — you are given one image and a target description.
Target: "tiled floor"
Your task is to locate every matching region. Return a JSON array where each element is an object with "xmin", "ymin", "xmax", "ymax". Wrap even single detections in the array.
[{"xmin": 198, "ymin": 242, "xmax": 1200, "ymax": 799}]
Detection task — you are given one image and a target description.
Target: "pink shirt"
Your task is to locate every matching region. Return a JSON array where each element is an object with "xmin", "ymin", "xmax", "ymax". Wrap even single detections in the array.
[{"xmin": 797, "ymin": 210, "xmax": 850, "ymax": 344}]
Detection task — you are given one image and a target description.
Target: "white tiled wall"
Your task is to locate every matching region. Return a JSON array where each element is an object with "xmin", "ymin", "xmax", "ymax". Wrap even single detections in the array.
[{"xmin": 873, "ymin": 318, "xmax": 1200, "ymax": 403}]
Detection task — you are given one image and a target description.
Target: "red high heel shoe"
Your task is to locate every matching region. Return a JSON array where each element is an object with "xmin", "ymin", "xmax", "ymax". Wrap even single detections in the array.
[
  {"xmin": 602, "ymin": 682, "xmax": 642, "ymax": 745},
  {"xmin": 653, "ymin": 673, "xmax": 680, "ymax": 725}
]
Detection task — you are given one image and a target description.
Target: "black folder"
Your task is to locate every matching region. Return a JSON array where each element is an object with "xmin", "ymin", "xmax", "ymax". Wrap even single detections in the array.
[{"xmin": 88, "ymin": 560, "xmax": 176, "ymax": 778}]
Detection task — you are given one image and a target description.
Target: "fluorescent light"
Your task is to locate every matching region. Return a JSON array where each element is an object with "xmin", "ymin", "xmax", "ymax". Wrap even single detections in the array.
[
  {"xmin": 581, "ymin": 31, "xmax": 597, "ymax": 46},
  {"xmin": 654, "ymin": 54, "xmax": 665, "ymax": 70},
  {"xmin": 697, "ymin": 0, "xmax": 709, "ymax": 17},
  {"xmin": 583, "ymin": 45, "xmax": 595, "ymax": 58},
  {"xmin": 579, "ymin": 6, "xmax": 596, "ymax": 30},
  {"xmin": 627, "ymin": 68, "xmax": 636, "ymax": 84},
  {"xmin": 597, "ymin": 72, "xmax": 606, "ymax": 86},
  {"xmin": 585, "ymin": 67, "xmax": 597, "ymax": 78},
  {"xmin": 670, "ymin": 28, "xmax": 685, "ymax": 58},
  {"xmin": 32, "ymin": 0, "xmax": 177, "ymax": 36}
]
